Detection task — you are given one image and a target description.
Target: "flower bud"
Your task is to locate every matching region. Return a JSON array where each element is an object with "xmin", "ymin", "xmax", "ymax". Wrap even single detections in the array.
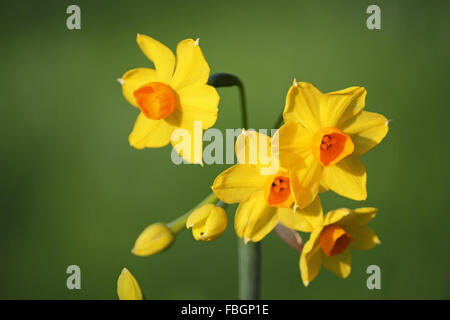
[
  {"xmin": 186, "ymin": 204, "xmax": 228, "ymax": 241},
  {"xmin": 132, "ymin": 222, "xmax": 174, "ymax": 256},
  {"xmin": 117, "ymin": 268, "xmax": 143, "ymax": 300}
]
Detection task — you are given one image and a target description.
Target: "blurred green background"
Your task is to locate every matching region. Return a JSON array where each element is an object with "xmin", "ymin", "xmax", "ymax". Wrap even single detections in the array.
[{"xmin": 1, "ymin": 0, "xmax": 449, "ymax": 299}]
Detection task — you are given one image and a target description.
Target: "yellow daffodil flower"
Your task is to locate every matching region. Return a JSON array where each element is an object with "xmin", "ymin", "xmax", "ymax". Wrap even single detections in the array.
[
  {"xmin": 117, "ymin": 268, "xmax": 143, "ymax": 300},
  {"xmin": 186, "ymin": 204, "xmax": 228, "ymax": 241},
  {"xmin": 279, "ymin": 81, "xmax": 389, "ymax": 208},
  {"xmin": 119, "ymin": 34, "xmax": 220, "ymax": 163},
  {"xmin": 132, "ymin": 222, "xmax": 174, "ymax": 256},
  {"xmin": 212, "ymin": 131, "xmax": 295, "ymax": 243},
  {"xmin": 279, "ymin": 200, "xmax": 380, "ymax": 286}
]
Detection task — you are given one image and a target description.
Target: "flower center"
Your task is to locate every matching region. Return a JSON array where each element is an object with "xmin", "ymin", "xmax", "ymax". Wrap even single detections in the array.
[
  {"xmin": 312, "ymin": 127, "xmax": 354, "ymax": 167},
  {"xmin": 133, "ymin": 82, "xmax": 177, "ymax": 120},
  {"xmin": 319, "ymin": 224, "xmax": 353, "ymax": 257},
  {"xmin": 265, "ymin": 175, "xmax": 293, "ymax": 207}
]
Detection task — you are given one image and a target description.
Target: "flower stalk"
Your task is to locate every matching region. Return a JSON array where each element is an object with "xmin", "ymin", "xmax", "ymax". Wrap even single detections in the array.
[
  {"xmin": 167, "ymin": 192, "xmax": 219, "ymax": 233},
  {"xmin": 209, "ymin": 73, "xmax": 259, "ymax": 299},
  {"xmin": 208, "ymin": 73, "xmax": 248, "ymax": 129},
  {"xmin": 238, "ymin": 240, "xmax": 261, "ymax": 299}
]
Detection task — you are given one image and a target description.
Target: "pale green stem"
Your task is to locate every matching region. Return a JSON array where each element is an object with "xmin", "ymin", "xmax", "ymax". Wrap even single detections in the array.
[
  {"xmin": 238, "ymin": 240, "xmax": 261, "ymax": 299},
  {"xmin": 207, "ymin": 73, "xmax": 260, "ymax": 300},
  {"xmin": 167, "ymin": 192, "xmax": 218, "ymax": 233}
]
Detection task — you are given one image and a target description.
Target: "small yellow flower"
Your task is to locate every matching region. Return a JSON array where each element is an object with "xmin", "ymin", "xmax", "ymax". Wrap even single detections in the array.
[
  {"xmin": 117, "ymin": 268, "xmax": 143, "ymax": 300},
  {"xmin": 279, "ymin": 201, "xmax": 380, "ymax": 286},
  {"xmin": 212, "ymin": 131, "xmax": 295, "ymax": 242},
  {"xmin": 119, "ymin": 34, "xmax": 220, "ymax": 163},
  {"xmin": 279, "ymin": 81, "xmax": 389, "ymax": 208},
  {"xmin": 132, "ymin": 222, "xmax": 174, "ymax": 256},
  {"xmin": 186, "ymin": 204, "xmax": 228, "ymax": 241}
]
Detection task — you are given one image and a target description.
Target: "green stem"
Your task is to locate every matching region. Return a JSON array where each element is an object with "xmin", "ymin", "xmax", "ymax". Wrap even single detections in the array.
[
  {"xmin": 208, "ymin": 73, "xmax": 260, "ymax": 300},
  {"xmin": 238, "ymin": 240, "xmax": 261, "ymax": 299},
  {"xmin": 167, "ymin": 192, "xmax": 218, "ymax": 233},
  {"xmin": 208, "ymin": 73, "xmax": 248, "ymax": 129}
]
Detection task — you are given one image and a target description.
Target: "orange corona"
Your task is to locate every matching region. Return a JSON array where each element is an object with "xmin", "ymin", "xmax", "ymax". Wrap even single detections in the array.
[
  {"xmin": 133, "ymin": 82, "xmax": 177, "ymax": 120},
  {"xmin": 319, "ymin": 224, "xmax": 353, "ymax": 257}
]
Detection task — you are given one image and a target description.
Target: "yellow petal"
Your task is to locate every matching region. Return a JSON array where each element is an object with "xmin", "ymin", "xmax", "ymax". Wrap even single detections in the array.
[
  {"xmin": 129, "ymin": 113, "xmax": 174, "ymax": 149},
  {"xmin": 279, "ymin": 196, "xmax": 323, "ymax": 232},
  {"xmin": 299, "ymin": 228, "xmax": 322, "ymax": 286},
  {"xmin": 278, "ymin": 121, "xmax": 313, "ymax": 168},
  {"xmin": 290, "ymin": 155, "xmax": 323, "ymax": 208},
  {"xmin": 236, "ymin": 130, "xmax": 277, "ymax": 171},
  {"xmin": 121, "ymin": 68, "xmax": 160, "ymax": 107},
  {"xmin": 170, "ymin": 39, "xmax": 210, "ymax": 90},
  {"xmin": 322, "ymin": 156, "xmax": 367, "ymax": 201},
  {"xmin": 186, "ymin": 204, "xmax": 216, "ymax": 228},
  {"xmin": 169, "ymin": 83, "xmax": 219, "ymax": 129},
  {"xmin": 341, "ymin": 111, "xmax": 389, "ymax": 155},
  {"xmin": 212, "ymin": 164, "xmax": 266, "ymax": 204},
  {"xmin": 323, "ymin": 208, "xmax": 352, "ymax": 226},
  {"xmin": 132, "ymin": 222, "xmax": 174, "ymax": 256},
  {"xmin": 136, "ymin": 34, "xmax": 175, "ymax": 82},
  {"xmin": 234, "ymin": 191, "xmax": 278, "ymax": 242},
  {"xmin": 117, "ymin": 268, "xmax": 143, "ymax": 300},
  {"xmin": 202, "ymin": 206, "xmax": 228, "ymax": 241},
  {"xmin": 339, "ymin": 207, "xmax": 378, "ymax": 229},
  {"xmin": 321, "ymin": 248, "xmax": 352, "ymax": 279},
  {"xmin": 189, "ymin": 205, "xmax": 228, "ymax": 242},
  {"xmin": 283, "ymin": 81, "xmax": 322, "ymax": 132},
  {"xmin": 349, "ymin": 225, "xmax": 380, "ymax": 250},
  {"xmin": 319, "ymin": 86, "xmax": 366, "ymax": 128},
  {"xmin": 170, "ymin": 120, "xmax": 203, "ymax": 164}
]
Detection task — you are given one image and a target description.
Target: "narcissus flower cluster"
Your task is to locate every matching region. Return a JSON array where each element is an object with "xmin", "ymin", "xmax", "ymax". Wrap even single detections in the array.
[
  {"xmin": 211, "ymin": 81, "xmax": 388, "ymax": 285},
  {"xmin": 115, "ymin": 35, "xmax": 389, "ymax": 299}
]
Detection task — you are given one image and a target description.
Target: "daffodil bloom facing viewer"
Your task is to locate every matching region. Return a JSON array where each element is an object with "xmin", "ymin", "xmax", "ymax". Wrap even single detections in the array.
[
  {"xmin": 279, "ymin": 201, "xmax": 380, "ymax": 286},
  {"xmin": 119, "ymin": 35, "xmax": 219, "ymax": 163},
  {"xmin": 279, "ymin": 81, "xmax": 389, "ymax": 208},
  {"xmin": 212, "ymin": 131, "xmax": 299, "ymax": 242}
]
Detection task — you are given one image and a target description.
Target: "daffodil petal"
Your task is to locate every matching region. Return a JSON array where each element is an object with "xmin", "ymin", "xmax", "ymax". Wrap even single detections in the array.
[
  {"xmin": 339, "ymin": 207, "xmax": 378, "ymax": 229},
  {"xmin": 129, "ymin": 113, "xmax": 174, "ymax": 149},
  {"xmin": 341, "ymin": 111, "xmax": 389, "ymax": 155},
  {"xmin": 203, "ymin": 206, "xmax": 228, "ymax": 241},
  {"xmin": 322, "ymin": 156, "xmax": 367, "ymax": 201},
  {"xmin": 323, "ymin": 208, "xmax": 352, "ymax": 226},
  {"xmin": 321, "ymin": 248, "xmax": 351, "ymax": 278},
  {"xmin": 192, "ymin": 223, "xmax": 206, "ymax": 240},
  {"xmin": 117, "ymin": 268, "xmax": 143, "ymax": 300},
  {"xmin": 349, "ymin": 225, "xmax": 380, "ymax": 250},
  {"xmin": 279, "ymin": 196, "xmax": 323, "ymax": 232},
  {"xmin": 300, "ymin": 229, "xmax": 322, "ymax": 286},
  {"xmin": 132, "ymin": 223, "xmax": 174, "ymax": 256},
  {"xmin": 320, "ymin": 86, "xmax": 366, "ymax": 128},
  {"xmin": 136, "ymin": 34, "xmax": 175, "ymax": 82},
  {"xmin": 290, "ymin": 155, "xmax": 323, "ymax": 208},
  {"xmin": 173, "ymin": 83, "xmax": 219, "ymax": 129},
  {"xmin": 186, "ymin": 204, "xmax": 216, "ymax": 228},
  {"xmin": 170, "ymin": 39, "xmax": 210, "ymax": 90},
  {"xmin": 234, "ymin": 191, "xmax": 278, "ymax": 242},
  {"xmin": 212, "ymin": 164, "xmax": 266, "ymax": 204},
  {"xmin": 236, "ymin": 130, "xmax": 275, "ymax": 168},
  {"xmin": 283, "ymin": 81, "xmax": 321, "ymax": 131},
  {"xmin": 121, "ymin": 68, "xmax": 160, "ymax": 107},
  {"xmin": 279, "ymin": 120, "xmax": 313, "ymax": 168},
  {"xmin": 169, "ymin": 120, "xmax": 203, "ymax": 164}
]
